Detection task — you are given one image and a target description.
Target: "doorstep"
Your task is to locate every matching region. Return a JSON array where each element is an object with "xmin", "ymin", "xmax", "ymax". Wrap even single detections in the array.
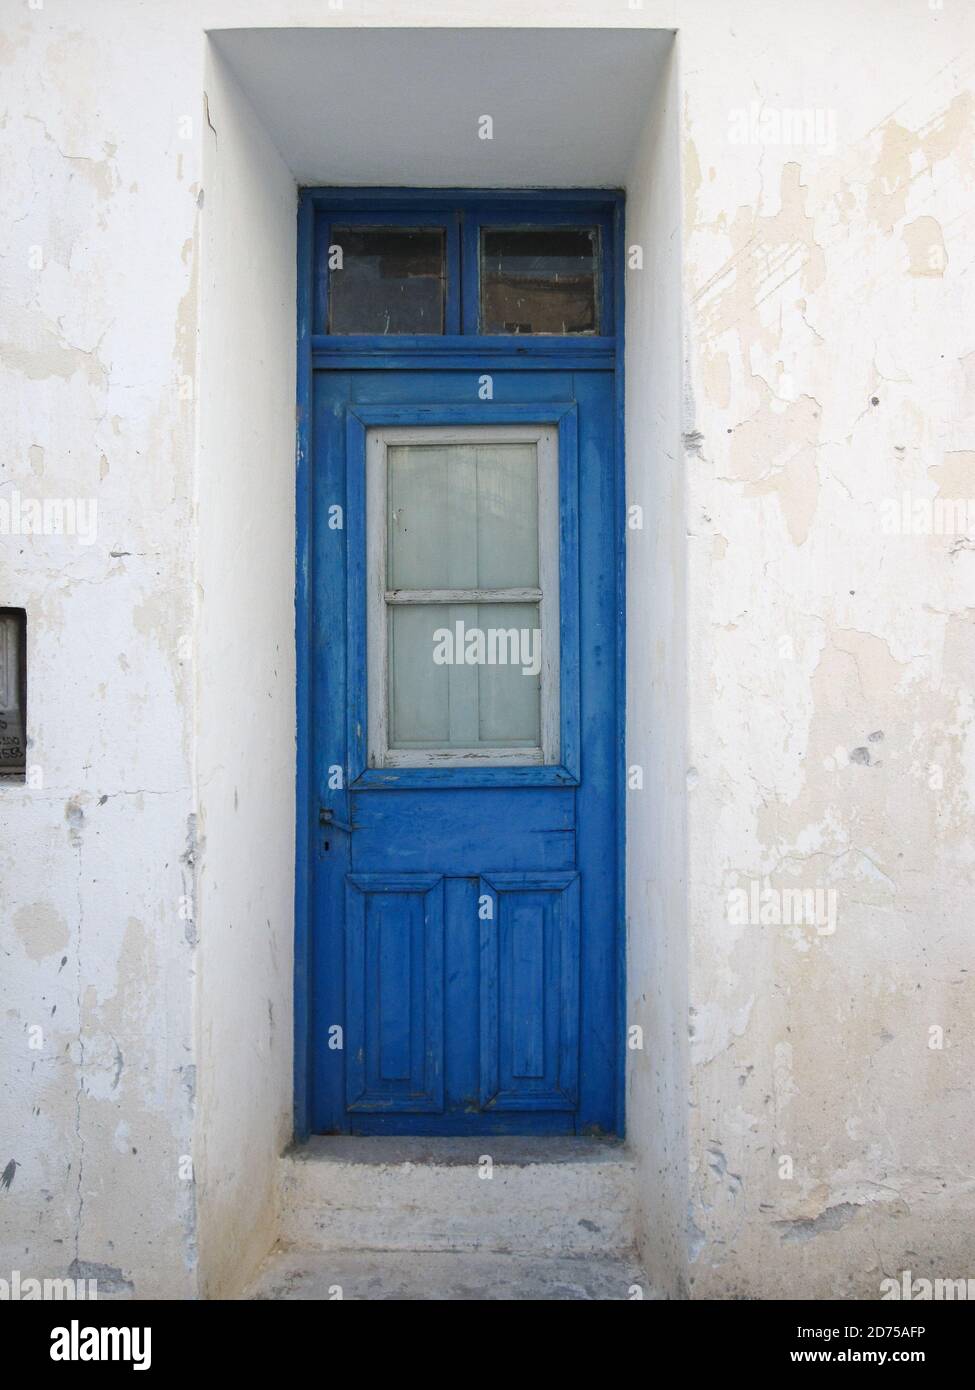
[
  {"xmin": 277, "ymin": 1136, "xmax": 637, "ymax": 1257},
  {"xmin": 241, "ymin": 1247, "xmax": 661, "ymax": 1301}
]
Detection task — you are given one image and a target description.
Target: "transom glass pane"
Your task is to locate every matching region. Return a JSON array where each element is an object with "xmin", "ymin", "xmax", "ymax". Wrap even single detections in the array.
[
  {"xmin": 329, "ymin": 227, "xmax": 445, "ymax": 334},
  {"xmin": 480, "ymin": 227, "xmax": 599, "ymax": 335}
]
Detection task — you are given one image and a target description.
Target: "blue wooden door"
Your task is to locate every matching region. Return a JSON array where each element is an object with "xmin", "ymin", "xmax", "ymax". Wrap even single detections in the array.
[{"xmin": 296, "ymin": 190, "xmax": 623, "ymax": 1134}]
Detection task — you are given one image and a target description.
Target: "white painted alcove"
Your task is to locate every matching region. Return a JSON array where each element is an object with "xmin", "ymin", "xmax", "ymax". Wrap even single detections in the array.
[{"xmin": 196, "ymin": 24, "xmax": 683, "ymax": 1297}]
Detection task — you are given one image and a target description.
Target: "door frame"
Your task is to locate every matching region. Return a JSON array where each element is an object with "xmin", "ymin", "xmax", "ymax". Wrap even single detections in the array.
[{"xmin": 294, "ymin": 188, "xmax": 626, "ymax": 1140}]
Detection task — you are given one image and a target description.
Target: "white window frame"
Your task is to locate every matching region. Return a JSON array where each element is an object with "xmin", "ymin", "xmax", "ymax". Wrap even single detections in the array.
[{"xmin": 366, "ymin": 423, "xmax": 560, "ymax": 768}]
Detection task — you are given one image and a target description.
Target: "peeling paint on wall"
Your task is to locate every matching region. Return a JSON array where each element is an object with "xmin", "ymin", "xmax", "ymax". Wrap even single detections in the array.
[{"xmin": 2, "ymin": 0, "xmax": 972, "ymax": 1305}]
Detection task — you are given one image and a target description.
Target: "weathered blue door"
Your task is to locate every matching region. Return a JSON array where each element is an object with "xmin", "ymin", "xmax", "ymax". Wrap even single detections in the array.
[{"xmin": 298, "ymin": 192, "xmax": 624, "ymax": 1136}]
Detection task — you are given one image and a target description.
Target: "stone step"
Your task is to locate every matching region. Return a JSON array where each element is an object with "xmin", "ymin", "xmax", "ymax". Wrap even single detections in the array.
[
  {"xmin": 278, "ymin": 1137, "xmax": 636, "ymax": 1256},
  {"xmin": 242, "ymin": 1247, "xmax": 660, "ymax": 1301}
]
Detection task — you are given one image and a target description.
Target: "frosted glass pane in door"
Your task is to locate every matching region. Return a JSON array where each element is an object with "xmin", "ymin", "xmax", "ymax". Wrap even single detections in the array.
[
  {"xmin": 389, "ymin": 603, "xmax": 541, "ymax": 749},
  {"xmin": 475, "ymin": 602, "xmax": 541, "ymax": 745},
  {"xmin": 388, "ymin": 603, "xmax": 450, "ymax": 747},
  {"xmin": 387, "ymin": 443, "xmax": 538, "ymax": 589}
]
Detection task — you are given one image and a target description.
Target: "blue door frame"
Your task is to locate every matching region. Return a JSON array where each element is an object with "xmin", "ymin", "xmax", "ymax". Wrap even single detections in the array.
[{"xmin": 294, "ymin": 189, "xmax": 626, "ymax": 1138}]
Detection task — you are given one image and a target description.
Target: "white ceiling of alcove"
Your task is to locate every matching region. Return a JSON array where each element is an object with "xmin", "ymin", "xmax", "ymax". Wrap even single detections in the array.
[{"xmin": 210, "ymin": 27, "xmax": 672, "ymax": 187}]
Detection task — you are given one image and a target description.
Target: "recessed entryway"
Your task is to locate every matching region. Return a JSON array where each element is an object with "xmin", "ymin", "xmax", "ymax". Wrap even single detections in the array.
[{"xmin": 199, "ymin": 25, "xmax": 682, "ymax": 1297}]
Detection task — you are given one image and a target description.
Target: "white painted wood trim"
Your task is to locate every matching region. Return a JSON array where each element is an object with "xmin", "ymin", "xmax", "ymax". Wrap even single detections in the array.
[
  {"xmin": 366, "ymin": 423, "xmax": 561, "ymax": 769},
  {"xmin": 385, "ymin": 588, "xmax": 543, "ymax": 605},
  {"xmin": 536, "ymin": 426, "xmax": 561, "ymax": 766},
  {"xmin": 369, "ymin": 424, "xmax": 554, "ymax": 448},
  {"xmin": 382, "ymin": 746, "xmax": 545, "ymax": 767},
  {"xmin": 366, "ymin": 428, "xmax": 390, "ymax": 769}
]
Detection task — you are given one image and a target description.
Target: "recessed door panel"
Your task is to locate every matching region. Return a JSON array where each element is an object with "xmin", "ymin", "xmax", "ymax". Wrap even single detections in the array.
[
  {"xmin": 479, "ymin": 873, "xmax": 580, "ymax": 1111},
  {"xmin": 345, "ymin": 873, "xmax": 445, "ymax": 1113}
]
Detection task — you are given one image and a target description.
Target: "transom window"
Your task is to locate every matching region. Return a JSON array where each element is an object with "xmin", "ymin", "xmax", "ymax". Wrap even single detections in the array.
[
  {"xmin": 328, "ymin": 227, "xmax": 446, "ymax": 334},
  {"xmin": 312, "ymin": 196, "xmax": 616, "ymax": 339},
  {"xmin": 480, "ymin": 227, "xmax": 598, "ymax": 334},
  {"xmin": 366, "ymin": 425, "xmax": 560, "ymax": 768}
]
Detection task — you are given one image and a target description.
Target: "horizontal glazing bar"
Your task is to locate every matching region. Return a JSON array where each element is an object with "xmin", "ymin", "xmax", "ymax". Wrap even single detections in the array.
[{"xmin": 385, "ymin": 588, "xmax": 542, "ymax": 604}]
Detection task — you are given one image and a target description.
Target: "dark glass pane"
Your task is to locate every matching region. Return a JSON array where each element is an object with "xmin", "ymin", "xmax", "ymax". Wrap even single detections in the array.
[
  {"xmin": 480, "ymin": 228, "xmax": 599, "ymax": 335},
  {"xmin": 328, "ymin": 228, "xmax": 445, "ymax": 334}
]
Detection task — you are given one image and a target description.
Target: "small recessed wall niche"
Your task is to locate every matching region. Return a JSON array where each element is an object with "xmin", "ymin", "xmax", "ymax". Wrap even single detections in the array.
[{"xmin": 0, "ymin": 608, "xmax": 27, "ymax": 782}]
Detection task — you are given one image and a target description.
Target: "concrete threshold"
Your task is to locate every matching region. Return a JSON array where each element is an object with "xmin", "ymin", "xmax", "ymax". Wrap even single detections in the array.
[
  {"xmin": 241, "ymin": 1246, "xmax": 661, "ymax": 1301},
  {"xmin": 278, "ymin": 1136, "xmax": 638, "ymax": 1257},
  {"xmin": 288, "ymin": 1135, "xmax": 630, "ymax": 1165}
]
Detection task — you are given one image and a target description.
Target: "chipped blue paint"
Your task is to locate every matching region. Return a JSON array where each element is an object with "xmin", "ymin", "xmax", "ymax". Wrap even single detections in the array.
[{"xmin": 295, "ymin": 190, "xmax": 625, "ymax": 1137}]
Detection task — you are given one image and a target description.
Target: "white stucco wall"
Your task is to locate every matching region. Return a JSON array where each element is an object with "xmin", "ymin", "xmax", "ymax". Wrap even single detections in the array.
[
  {"xmin": 194, "ymin": 41, "xmax": 297, "ymax": 1300},
  {"xmin": 2, "ymin": 0, "xmax": 972, "ymax": 1301},
  {"xmin": 623, "ymin": 35, "xmax": 688, "ymax": 1299},
  {"xmin": 0, "ymin": 1, "xmax": 201, "ymax": 1298},
  {"xmin": 679, "ymin": 0, "xmax": 975, "ymax": 1299}
]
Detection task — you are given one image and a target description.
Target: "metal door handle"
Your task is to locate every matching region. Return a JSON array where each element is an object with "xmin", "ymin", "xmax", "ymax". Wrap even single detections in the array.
[{"xmin": 319, "ymin": 805, "xmax": 355, "ymax": 834}]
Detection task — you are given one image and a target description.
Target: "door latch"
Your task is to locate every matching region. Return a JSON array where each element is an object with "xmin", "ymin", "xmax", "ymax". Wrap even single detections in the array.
[{"xmin": 319, "ymin": 805, "xmax": 355, "ymax": 834}]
